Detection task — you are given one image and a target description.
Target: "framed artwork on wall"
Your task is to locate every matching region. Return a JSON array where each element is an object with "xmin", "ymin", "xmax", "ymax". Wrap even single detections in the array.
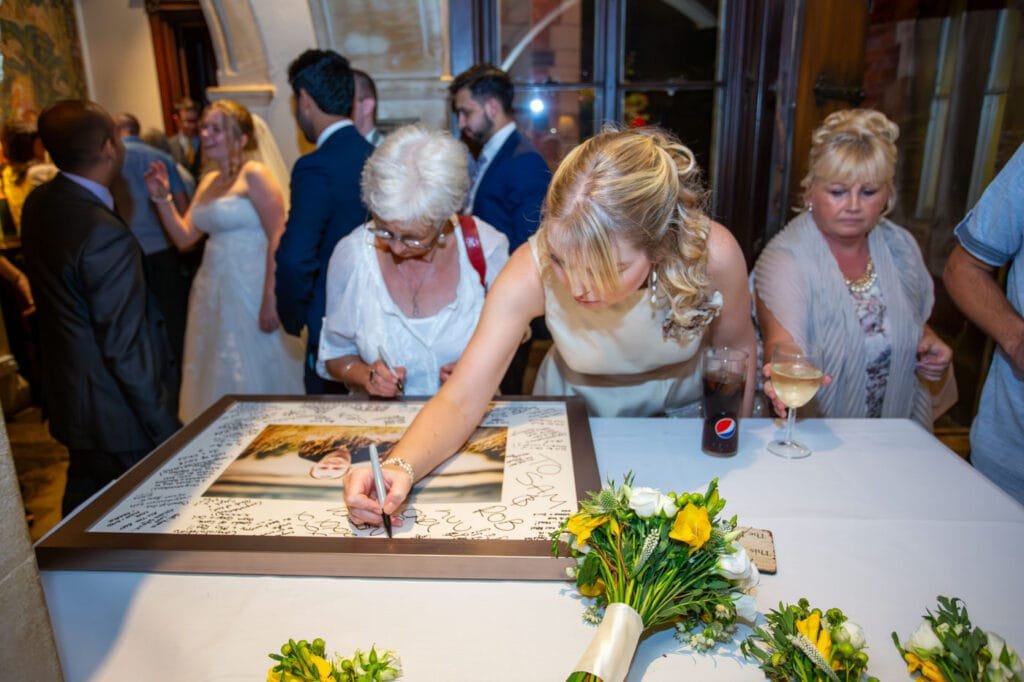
[{"xmin": 36, "ymin": 396, "xmax": 600, "ymax": 580}]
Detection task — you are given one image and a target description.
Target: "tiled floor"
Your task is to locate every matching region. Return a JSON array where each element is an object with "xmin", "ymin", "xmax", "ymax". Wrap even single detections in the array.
[{"xmin": 7, "ymin": 406, "xmax": 67, "ymax": 541}]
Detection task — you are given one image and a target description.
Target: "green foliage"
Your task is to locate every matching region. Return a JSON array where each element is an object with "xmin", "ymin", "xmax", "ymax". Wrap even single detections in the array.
[
  {"xmin": 893, "ymin": 596, "xmax": 1023, "ymax": 682},
  {"xmin": 741, "ymin": 600, "xmax": 877, "ymax": 682},
  {"xmin": 553, "ymin": 476, "xmax": 750, "ymax": 637},
  {"xmin": 268, "ymin": 638, "xmax": 401, "ymax": 681}
]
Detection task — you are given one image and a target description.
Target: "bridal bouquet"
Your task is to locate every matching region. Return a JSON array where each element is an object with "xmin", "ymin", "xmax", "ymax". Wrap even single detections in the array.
[
  {"xmin": 893, "ymin": 596, "xmax": 1024, "ymax": 682},
  {"xmin": 267, "ymin": 638, "xmax": 402, "ymax": 682},
  {"xmin": 741, "ymin": 599, "xmax": 877, "ymax": 681},
  {"xmin": 552, "ymin": 476, "xmax": 759, "ymax": 682}
]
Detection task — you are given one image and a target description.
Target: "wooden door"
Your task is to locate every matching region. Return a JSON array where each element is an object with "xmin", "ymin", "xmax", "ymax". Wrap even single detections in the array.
[
  {"xmin": 767, "ymin": 0, "xmax": 870, "ymax": 238},
  {"xmin": 145, "ymin": 0, "xmax": 217, "ymax": 134}
]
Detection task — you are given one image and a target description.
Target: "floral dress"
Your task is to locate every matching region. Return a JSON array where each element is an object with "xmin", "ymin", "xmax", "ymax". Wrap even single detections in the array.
[{"xmin": 849, "ymin": 278, "xmax": 891, "ymax": 418}]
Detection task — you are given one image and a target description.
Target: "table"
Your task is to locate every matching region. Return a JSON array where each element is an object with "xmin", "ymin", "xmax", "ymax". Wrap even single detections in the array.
[{"xmin": 40, "ymin": 418, "xmax": 1024, "ymax": 681}]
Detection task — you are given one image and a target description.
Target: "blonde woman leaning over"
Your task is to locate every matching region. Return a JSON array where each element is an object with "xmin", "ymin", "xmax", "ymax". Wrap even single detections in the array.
[
  {"xmin": 343, "ymin": 126, "xmax": 756, "ymax": 528},
  {"xmin": 754, "ymin": 109, "xmax": 951, "ymax": 428}
]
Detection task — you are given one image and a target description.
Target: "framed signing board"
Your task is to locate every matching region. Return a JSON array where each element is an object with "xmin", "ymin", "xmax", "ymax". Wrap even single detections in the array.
[{"xmin": 35, "ymin": 396, "xmax": 600, "ymax": 580}]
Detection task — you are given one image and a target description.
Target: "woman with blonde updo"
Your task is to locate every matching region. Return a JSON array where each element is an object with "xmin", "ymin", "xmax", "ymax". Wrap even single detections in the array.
[
  {"xmin": 343, "ymin": 127, "xmax": 756, "ymax": 528},
  {"xmin": 145, "ymin": 99, "xmax": 303, "ymax": 420},
  {"xmin": 754, "ymin": 109, "xmax": 951, "ymax": 428}
]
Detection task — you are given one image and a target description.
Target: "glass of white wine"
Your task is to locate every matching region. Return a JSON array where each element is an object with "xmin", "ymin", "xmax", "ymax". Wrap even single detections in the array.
[{"xmin": 767, "ymin": 342, "xmax": 824, "ymax": 459}]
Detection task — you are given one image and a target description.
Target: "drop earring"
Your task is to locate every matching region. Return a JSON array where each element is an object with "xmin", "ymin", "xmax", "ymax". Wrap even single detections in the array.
[
  {"xmin": 649, "ymin": 268, "xmax": 658, "ymax": 305},
  {"xmin": 807, "ymin": 203, "xmax": 814, "ymax": 213}
]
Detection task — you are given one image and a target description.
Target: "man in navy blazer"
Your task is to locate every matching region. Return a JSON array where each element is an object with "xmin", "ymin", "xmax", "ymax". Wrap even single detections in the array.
[
  {"xmin": 276, "ymin": 49, "xmax": 374, "ymax": 393},
  {"xmin": 450, "ymin": 64, "xmax": 551, "ymax": 253},
  {"xmin": 451, "ymin": 65, "xmax": 552, "ymax": 393},
  {"xmin": 22, "ymin": 100, "xmax": 180, "ymax": 515}
]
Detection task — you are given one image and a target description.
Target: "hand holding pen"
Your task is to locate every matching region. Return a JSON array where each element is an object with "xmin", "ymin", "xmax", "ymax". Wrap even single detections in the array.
[
  {"xmin": 377, "ymin": 346, "xmax": 405, "ymax": 394},
  {"xmin": 368, "ymin": 444, "xmax": 393, "ymax": 537}
]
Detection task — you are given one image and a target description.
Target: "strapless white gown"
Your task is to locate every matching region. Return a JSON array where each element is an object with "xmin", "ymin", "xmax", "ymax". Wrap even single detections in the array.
[{"xmin": 179, "ymin": 195, "xmax": 304, "ymax": 421}]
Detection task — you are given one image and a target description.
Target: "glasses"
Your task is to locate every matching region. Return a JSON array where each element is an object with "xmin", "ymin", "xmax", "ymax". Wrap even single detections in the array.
[{"xmin": 368, "ymin": 218, "xmax": 448, "ymax": 250}]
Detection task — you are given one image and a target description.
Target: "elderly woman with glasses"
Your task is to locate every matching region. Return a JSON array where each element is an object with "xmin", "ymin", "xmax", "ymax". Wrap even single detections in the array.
[{"xmin": 317, "ymin": 125, "xmax": 509, "ymax": 396}]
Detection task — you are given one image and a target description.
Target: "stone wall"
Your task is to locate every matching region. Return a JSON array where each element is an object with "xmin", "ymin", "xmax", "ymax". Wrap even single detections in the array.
[{"xmin": 0, "ymin": 419, "xmax": 63, "ymax": 680}]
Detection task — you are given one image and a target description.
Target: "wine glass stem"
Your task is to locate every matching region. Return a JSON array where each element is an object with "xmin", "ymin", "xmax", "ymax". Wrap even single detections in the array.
[{"xmin": 784, "ymin": 407, "xmax": 797, "ymax": 444}]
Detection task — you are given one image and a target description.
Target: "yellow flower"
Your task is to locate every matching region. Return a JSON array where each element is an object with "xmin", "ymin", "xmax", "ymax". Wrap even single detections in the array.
[
  {"xmin": 266, "ymin": 655, "xmax": 333, "ymax": 682},
  {"xmin": 579, "ymin": 578, "xmax": 605, "ymax": 598},
  {"xmin": 797, "ymin": 611, "xmax": 821, "ymax": 642},
  {"xmin": 816, "ymin": 627, "xmax": 832, "ymax": 662},
  {"xmin": 310, "ymin": 655, "xmax": 333, "ymax": 680},
  {"xmin": 905, "ymin": 652, "xmax": 947, "ymax": 682},
  {"xmin": 609, "ymin": 516, "xmax": 621, "ymax": 537},
  {"xmin": 920, "ymin": 660, "xmax": 945, "ymax": 682},
  {"xmin": 566, "ymin": 513, "xmax": 610, "ymax": 549},
  {"xmin": 796, "ymin": 611, "xmax": 832, "ymax": 661},
  {"xmin": 669, "ymin": 503, "xmax": 711, "ymax": 550}
]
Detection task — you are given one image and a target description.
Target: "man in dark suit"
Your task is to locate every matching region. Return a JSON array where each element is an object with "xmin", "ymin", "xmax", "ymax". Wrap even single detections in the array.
[
  {"xmin": 21, "ymin": 100, "xmax": 180, "ymax": 515},
  {"xmin": 276, "ymin": 49, "xmax": 374, "ymax": 394},
  {"xmin": 450, "ymin": 64, "xmax": 551, "ymax": 253},
  {"xmin": 451, "ymin": 64, "xmax": 552, "ymax": 393}
]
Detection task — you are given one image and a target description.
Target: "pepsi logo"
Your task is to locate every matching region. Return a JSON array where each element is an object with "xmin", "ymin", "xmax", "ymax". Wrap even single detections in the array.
[{"xmin": 714, "ymin": 418, "xmax": 737, "ymax": 439}]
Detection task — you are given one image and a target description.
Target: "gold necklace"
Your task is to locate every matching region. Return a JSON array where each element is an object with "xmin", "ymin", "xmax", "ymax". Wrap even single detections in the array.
[{"xmin": 844, "ymin": 257, "xmax": 877, "ymax": 294}]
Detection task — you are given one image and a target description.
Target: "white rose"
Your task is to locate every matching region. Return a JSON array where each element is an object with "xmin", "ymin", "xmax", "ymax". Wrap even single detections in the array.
[
  {"xmin": 732, "ymin": 592, "xmax": 758, "ymax": 623},
  {"xmin": 628, "ymin": 486, "xmax": 677, "ymax": 518},
  {"xmin": 835, "ymin": 621, "xmax": 867, "ymax": 651},
  {"xmin": 985, "ymin": 631, "xmax": 1024, "ymax": 680},
  {"xmin": 738, "ymin": 559, "xmax": 760, "ymax": 590},
  {"xmin": 907, "ymin": 621, "xmax": 944, "ymax": 656},
  {"xmin": 719, "ymin": 544, "xmax": 760, "ymax": 590}
]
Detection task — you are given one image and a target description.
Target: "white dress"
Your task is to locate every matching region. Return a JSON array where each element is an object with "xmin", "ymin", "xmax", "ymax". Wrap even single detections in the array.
[
  {"xmin": 179, "ymin": 195, "xmax": 304, "ymax": 421},
  {"xmin": 317, "ymin": 218, "xmax": 509, "ymax": 396},
  {"xmin": 529, "ymin": 236, "xmax": 706, "ymax": 417}
]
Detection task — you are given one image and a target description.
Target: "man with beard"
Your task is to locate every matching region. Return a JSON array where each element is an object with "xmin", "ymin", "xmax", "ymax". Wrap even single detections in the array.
[
  {"xmin": 21, "ymin": 100, "xmax": 180, "ymax": 515},
  {"xmin": 450, "ymin": 64, "xmax": 552, "ymax": 394},
  {"xmin": 276, "ymin": 49, "xmax": 374, "ymax": 393},
  {"xmin": 449, "ymin": 64, "xmax": 551, "ymax": 253}
]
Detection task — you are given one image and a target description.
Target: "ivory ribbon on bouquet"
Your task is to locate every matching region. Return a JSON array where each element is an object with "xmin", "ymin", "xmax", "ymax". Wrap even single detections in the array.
[{"xmin": 573, "ymin": 602, "xmax": 644, "ymax": 682}]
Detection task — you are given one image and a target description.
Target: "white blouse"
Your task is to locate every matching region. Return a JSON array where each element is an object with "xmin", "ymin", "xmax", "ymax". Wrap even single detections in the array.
[{"xmin": 317, "ymin": 217, "xmax": 509, "ymax": 396}]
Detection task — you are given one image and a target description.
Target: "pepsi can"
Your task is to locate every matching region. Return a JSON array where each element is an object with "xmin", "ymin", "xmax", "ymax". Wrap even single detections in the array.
[{"xmin": 701, "ymin": 348, "xmax": 747, "ymax": 457}]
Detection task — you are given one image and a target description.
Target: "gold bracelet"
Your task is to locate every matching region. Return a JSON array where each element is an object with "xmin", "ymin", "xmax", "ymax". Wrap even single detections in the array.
[
  {"xmin": 150, "ymin": 193, "xmax": 173, "ymax": 204},
  {"xmin": 383, "ymin": 457, "xmax": 414, "ymax": 483}
]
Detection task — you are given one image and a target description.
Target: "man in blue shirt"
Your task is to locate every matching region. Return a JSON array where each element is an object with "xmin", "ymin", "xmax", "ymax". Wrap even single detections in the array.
[
  {"xmin": 944, "ymin": 143, "xmax": 1024, "ymax": 504},
  {"xmin": 114, "ymin": 112, "xmax": 190, "ymax": 407}
]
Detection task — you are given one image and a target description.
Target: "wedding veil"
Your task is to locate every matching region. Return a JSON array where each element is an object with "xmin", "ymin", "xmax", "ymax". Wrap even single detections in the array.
[{"xmin": 251, "ymin": 113, "xmax": 291, "ymax": 211}]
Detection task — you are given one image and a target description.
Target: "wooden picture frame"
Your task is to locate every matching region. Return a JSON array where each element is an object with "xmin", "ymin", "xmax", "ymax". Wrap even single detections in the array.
[{"xmin": 35, "ymin": 396, "xmax": 600, "ymax": 580}]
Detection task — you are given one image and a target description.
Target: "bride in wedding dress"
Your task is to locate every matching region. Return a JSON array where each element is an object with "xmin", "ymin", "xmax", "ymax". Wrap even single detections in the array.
[{"xmin": 145, "ymin": 99, "xmax": 303, "ymax": 421}]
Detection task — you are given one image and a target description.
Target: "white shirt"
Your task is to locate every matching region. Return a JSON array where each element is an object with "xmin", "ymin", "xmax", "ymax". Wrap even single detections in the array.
[
  {"xmin": 466, "ymin": 122, "xmax": 516, "ymax": 213},
  {"xmin": 316, "ymin": 119, "xmax": 354, "ymax": 148},
  {"xmin": 317, "ymin": 217, "xmax": 510, "ymax": 395}
]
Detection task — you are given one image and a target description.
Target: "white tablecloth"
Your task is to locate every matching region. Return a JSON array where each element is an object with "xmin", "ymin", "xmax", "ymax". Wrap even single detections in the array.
[{"xmin": 40, "ymin": 418, "xmax": 1024, "ymax": 681}]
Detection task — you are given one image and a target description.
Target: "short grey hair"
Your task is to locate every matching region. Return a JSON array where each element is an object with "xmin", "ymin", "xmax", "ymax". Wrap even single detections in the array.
[{"xmin": 360, "ymin": 125, "xmax": 470, "ymax": 225}]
